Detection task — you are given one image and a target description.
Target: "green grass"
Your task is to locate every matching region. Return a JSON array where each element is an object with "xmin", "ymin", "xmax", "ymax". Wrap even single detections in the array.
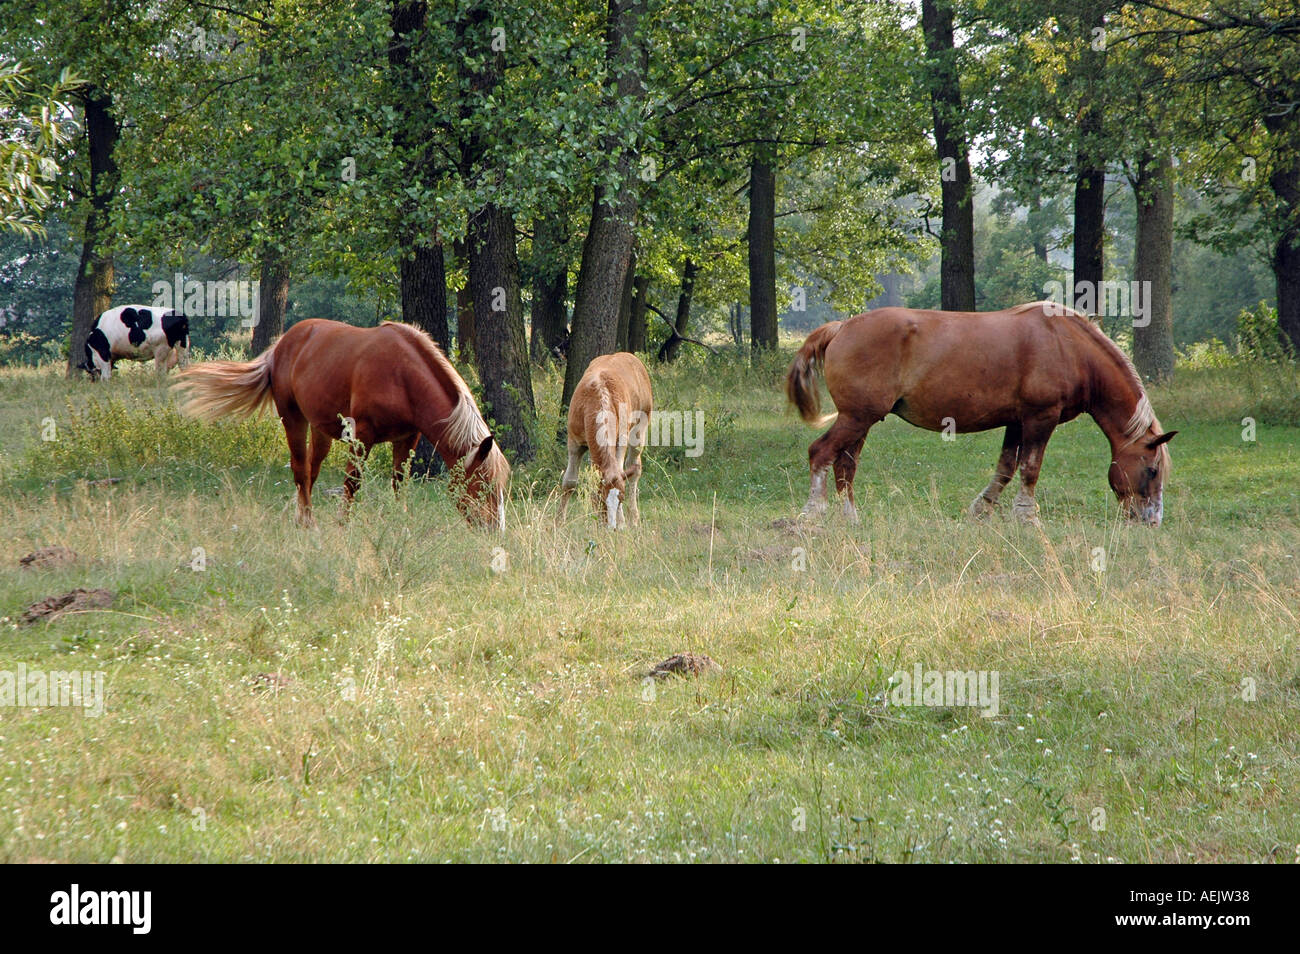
[{"xmin": 0, "ymin": 350, "xmax": 1296, "ymax": 862}]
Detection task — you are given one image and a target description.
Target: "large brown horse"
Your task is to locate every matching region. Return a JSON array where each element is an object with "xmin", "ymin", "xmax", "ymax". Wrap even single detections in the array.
[
  {"xmin": 174, "ymin": 319, "xmax": 509, "ymax": 529},
  {"xmin": 561, "ymin": 352, "xmax": 653, "ymax": 528},
  {"xmin": 786, "ymin": 302, "xmax": 1175, "ymax": 525}
]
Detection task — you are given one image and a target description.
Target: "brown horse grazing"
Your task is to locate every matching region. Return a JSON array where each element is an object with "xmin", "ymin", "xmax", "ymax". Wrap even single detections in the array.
[
  {"xmin": 786, "ymin": 302, "xmax": 1176, "ymax": 525},
  {"xmin": 173, "ymin": 319, "xmax": 510, "ymax": 529},
  {"xmin": 561, "ymin": 352, "xmax": 653, "ymax": 528}
]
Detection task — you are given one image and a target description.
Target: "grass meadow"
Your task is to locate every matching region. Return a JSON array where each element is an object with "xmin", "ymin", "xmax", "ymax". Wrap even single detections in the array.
[{"xmin": 0, "ymin": 343, "xmax": 1297, "ymax": 862}]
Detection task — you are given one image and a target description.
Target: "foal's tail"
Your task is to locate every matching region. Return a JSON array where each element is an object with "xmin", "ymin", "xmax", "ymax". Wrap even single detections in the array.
[
  {"xmin": 785, "ymin": 320, "xmax": 843, "ymax": 425},
  {"xmin": 172, "ymin": 346, "xmax": 275, "ymax": 421}
]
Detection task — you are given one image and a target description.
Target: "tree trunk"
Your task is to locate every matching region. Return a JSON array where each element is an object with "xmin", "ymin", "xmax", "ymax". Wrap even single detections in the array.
[
  {"xmin": 1265, "ymin": 114, "xmax": 1300, "ymax": 353},
  {"xmin": 252, "ymin": 250, "xmax": 289, "ymax": 354},
  {"xmin": 400, "ymin": 244, "xmax": 449, "ymax": 349},
  {"xmin": 466, "ymin": 205, "xmax": 535, "ymax": 462},
  {"xmin": 747, "ymin": 147, "xmax": 779, "ymax": 356},
  {"xmin": 1132, "ymin": 153, "xmax": 1175, "ymax": 383},
  {"xmin": 66, "ymin": 91, "xmax": 118, "ymax": 377},
  {"xmin": 562, "ymin": 0, "xmax": 646, "ymax": 410},
  {"xmin": 921, "ymin": 0, "xmax": 976, "ymax": 311},
  {"xmin": 616, "ymin": 247, "xmax": 637, "ymax": 351},
  {"xmin": 1073, "ymin": 35, "xmax": 1106, "ymax": 303},
  {"xmin": 529, "ymin": 213, "xmax": 569, "ymax": 363},
  {"xmin": 657, "ymin": 258, "xmax": 697, "ymax": 363},
  {"xmin": 401, "ymin": 236, "xmax": 449, "ymax": 481},
  {"xmin": 1073, "ymin": 148, "xmax": 1106, "ymax": 303},
  {"xmin": 1274, "ymin": 223, "xmax": 1300, "ymax": 356},
  {"xmin": 627, "ymin": 274, "xmax": 649, "ymax": 354},
  {"xmin": 1028, "ymin": 194, "xmax": 1050, "ymax": 263},
  {"xmin": 388, "ymin": 0, "xmax": 450, "ymax": 354},
  {"xmin": 459, "ymin": 7, "xmax": 534, "ymax": 462}
]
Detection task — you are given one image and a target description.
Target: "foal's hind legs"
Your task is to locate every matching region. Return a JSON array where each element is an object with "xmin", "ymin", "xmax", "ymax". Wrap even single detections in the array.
[
  {"xmin": 970, "ymin": 425, "xmax": 1021, "ymax": 519},
  {"xmin": 624, "ymin": 443, "xmax": 645, "ymax": 526},
  {"xmin": 559, "ymin": 439, "xmax": 586, "ymax": 519}
]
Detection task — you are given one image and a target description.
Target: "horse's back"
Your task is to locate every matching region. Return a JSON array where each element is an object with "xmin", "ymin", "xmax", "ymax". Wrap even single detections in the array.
[
  {"xmin": 270, "ymin": 320, "xmax": 430, "ymax": 433},
  {"xmin": 569, "ymin": 352, "xmax": 653, "ymax": 445},
  {"xmin": 821, "ymin": 304, "xmax": 1086, "ymax": 431},
  {"xmin": 576, "ymin": 352, "xmax": 652, "ymax": 409}
]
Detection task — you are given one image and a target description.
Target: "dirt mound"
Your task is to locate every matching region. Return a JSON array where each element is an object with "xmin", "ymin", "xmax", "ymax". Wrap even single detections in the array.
[
  {"xmin": 20, "ymin": 588, "xmax": 114, "ymax": 625},
  {"xmin": 770, "ymin": 516, "xmax": 824, "ymax": 536},
  {"xmin": 647, "ymin": 652, "xmax": 722, "ymax": 679},
  {"xmin": 18, "ymin": 546, "xmax": 80, "ymax": 569}
]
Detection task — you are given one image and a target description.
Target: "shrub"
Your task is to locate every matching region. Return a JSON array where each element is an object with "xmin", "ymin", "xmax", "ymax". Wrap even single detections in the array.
[{"xmin": 20, "ymin": 389, "xmax": 284, "ymax": 481}]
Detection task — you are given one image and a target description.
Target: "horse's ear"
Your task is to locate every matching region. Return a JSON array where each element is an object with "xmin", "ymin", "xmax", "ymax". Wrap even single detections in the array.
[
  {"xmin": 474, "ymin": 433, "xmax": 494, "ymax": 462},
  {"xmin": 1147, "ymin": 431, "xmax": 1177, "ymax": 449}
]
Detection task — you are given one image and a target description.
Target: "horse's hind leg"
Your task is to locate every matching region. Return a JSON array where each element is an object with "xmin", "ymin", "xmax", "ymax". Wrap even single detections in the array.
[
  {"xmin": 282, "ymin": 412, "xmax": 314, "ymax": 527},
  {"xmin": 559, "ymin": 438, "xmax": 586, "ymax": 518},
  {"xmin": 970, "ymin": 424, "xmax": 1021, "ymax": 519},
  {"xmin": 833, "ymin": 432, "xmax": 870, "ymax": 523},
  {"xmin": 804, "ymin": 413, "xmax": 876, "ymax": 518},
  {"xmin": 624, "ymin": 443, "xmax": 644, "ymax": 526},
  {"xmin": 308, "ymin": 426, "xmax": 333, "ymax": 502}
]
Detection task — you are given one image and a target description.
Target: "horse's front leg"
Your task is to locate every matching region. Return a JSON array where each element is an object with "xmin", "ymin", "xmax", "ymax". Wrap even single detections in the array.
[
  {"xmin": 391, "ymin": 434, "xmax": 419, "ymax": 495},
  {"xmin": 1010, "ymin": 417, "xmax": 1058, "ymax": 526},
  {"xmin": 340, "ymin": 423, "xmax": 373, "ymax": 523},
  {"xmin": 340, "ymin": 449, "xmax": 372, "ymax": 522},
  {"xmin": 970, "ymin": 424, "xmax": 1021, "ymax": 519}
]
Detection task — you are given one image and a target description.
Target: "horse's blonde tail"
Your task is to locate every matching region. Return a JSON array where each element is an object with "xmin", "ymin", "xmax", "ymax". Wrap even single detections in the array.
[
  {"xmin": 785, "ymin": 320, "xmax": 843, "ymax": 425},
  {"xmin": 172, "ymin": 348, "xmax": 275, "ymax": 421}
]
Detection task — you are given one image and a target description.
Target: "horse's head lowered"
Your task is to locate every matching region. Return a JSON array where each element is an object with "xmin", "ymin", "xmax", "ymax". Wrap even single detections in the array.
[
  {"xmin": 456, "ymin": 433, "xmax": 509, "ymax": 530},
  {"xmin": 1109, "ymin": 428, "xmax": 1176, "ymax": 526}
]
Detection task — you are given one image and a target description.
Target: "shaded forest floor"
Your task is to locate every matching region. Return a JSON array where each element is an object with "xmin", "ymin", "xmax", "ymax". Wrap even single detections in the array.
[{"xmin": 0, "ymin": 347, "xmax": 1297, "ymax": 862}]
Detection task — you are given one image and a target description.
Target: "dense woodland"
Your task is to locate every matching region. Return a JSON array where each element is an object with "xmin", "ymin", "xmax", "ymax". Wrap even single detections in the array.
[{"xmin": 2, "ymin": 0, "xmax": 1298, "ymax": 463}]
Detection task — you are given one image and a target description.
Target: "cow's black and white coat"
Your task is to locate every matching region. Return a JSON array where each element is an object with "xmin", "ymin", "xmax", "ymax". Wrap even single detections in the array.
[{"xmin": 80, "ymin": 306, "xmax": 190, "ymax": 380}]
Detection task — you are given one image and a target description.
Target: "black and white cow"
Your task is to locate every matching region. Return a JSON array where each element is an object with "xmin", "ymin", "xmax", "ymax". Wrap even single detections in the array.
[{"xmin": 79, "ymin": 305, "xmax": 190, "ymax": 380}]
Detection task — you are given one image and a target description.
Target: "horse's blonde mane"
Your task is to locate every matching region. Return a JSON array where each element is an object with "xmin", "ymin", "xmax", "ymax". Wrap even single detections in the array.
[
  {"xmin": 381, "ymin": 322, "xmax": 509, "ymax": 489},
  {"xmin": 1013, "ymin": 301, "xmax": 1162, "ymax": 447}
]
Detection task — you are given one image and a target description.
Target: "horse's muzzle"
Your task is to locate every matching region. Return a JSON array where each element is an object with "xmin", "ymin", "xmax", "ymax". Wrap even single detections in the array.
[{"xmin": 1126, "ymin": 492, "xmax": 1164, "ymax": 526}]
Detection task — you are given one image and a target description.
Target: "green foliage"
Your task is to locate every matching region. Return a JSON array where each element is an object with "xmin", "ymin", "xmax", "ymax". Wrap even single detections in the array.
[
  {"xmin": 22, "ymin": 391, "xmax": 284, "ymax": 482},
  {"xmin": 1235, "ymin": 302, "xmax": 1293, "ymax": 363},
  {"xmin": 0, "ymin": 331, "xmax": 63, "ymax": 365},
  {"xmin": 0, "ymin": 60, "xmax": 79, "ymax": 238}
]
